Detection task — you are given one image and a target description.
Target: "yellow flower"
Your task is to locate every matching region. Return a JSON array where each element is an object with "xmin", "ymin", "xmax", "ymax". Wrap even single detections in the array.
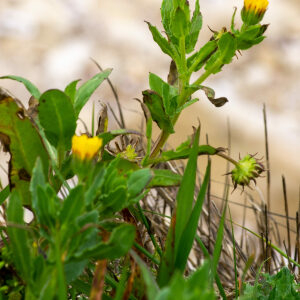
[
  {"xmin": 72, "ymin": 134, "xmax": 103, "ymax": 160},
  {"xmin": 120, "ymin": 144, "xmax": 137, "ymax": 161},
  {"xmin": 244, "ymin": 0, "xmax": 268, "ymax": 14},
  {"xmin": 242, "ymin": 0, "xmax": 269, "ymax": 25}
]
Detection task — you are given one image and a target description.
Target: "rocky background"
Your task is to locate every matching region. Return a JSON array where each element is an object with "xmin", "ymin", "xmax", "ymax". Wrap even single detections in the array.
[{"xmin": 0, "ymin": 0, "xmax": 299, "ymax": 231}]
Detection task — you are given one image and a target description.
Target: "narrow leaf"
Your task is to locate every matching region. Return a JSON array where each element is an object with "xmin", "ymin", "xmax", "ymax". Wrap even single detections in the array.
[
  {"xmin": 0, "ymin": 185, "xmax": 10, "ymax": 205},
  {"xmin": 65, "ymin": 79, "xmax": 80, "ymax": 104},
  {"xmin": 175, "ymin": 127, "xmax": 200, "ymax": 253},
  {"xmin": 175, "ymin": 161, "xmax": 211, "ymax": 272},
  {"xmin": 0, "ymin": 75, "xmax": 41, "ymax": 99},
  {"xmin": 74, "ymin": 69, "xmax": 112, "ymax": 116}
]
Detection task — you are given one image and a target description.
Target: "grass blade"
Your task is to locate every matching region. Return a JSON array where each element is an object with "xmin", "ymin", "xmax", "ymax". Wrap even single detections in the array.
[{"xmin": 174, "ymin": 160, "xmax": 211, "ymax": 273}]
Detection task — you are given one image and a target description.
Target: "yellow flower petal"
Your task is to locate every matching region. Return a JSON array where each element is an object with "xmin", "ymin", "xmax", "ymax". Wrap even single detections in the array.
[
  {"xmin": 72, "ymin": 134, "xmax": 103, "ymax": 160},
  {"xmin": 244, "ymin": 0, "xmax": 269, "ymax": 14}
]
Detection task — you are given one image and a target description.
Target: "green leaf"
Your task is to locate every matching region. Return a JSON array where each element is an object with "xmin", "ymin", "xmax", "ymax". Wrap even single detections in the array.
[
  {"xmin": 0, "ymin": 95, "xmax": 49, "ymax": 205},
  {"xmin": 59, "ymin": 185, "xmax": 84, "ymax": 225},
  {"xmin": 171, "ymin": 6, "xmax": 189, "ymax": 39},
  {"xmin": 128, "ymin": 168, "xmax": 152, "ymax": 198},
  {"xmin": 187, "ymin": 40, "xmax": 217, "ymax": 73},
  {"xmin": 74, "ymin": 69, "xmax": 112, "ymax": 116},
  {"xmin": 6, "ymin": 190, "xmax": 32, "ymax": 282},
  {"xmin": 185, "ymin": 0, "xmax": 202, "ymax": 54},
  {"xmin": 147, "ymin": 169, "xmax": 182, "ymax": 188},
  {"xmin": 30, "ymin": 157, "xmax": 46, "ymax": 215},
  {"xmin": 0, "ymin": 75, "xmax": 41, "ymax": 99},
  {"xmin": 175, "ymin": 161, "xmax": 210, "ymax": 273},
  {"xmin": 65, "ymin": 79, "xmax": 80, "ymax": 104},
  {"xmin": 142, "ymin": 90, "xmax": 174, "ymax": 133},
  {"xmin": 131, "ymin": 251, "xmax": 159, "ymax": 300},
  {"xmin": 160, "ymin": 144, "xmax": 220, "ymax": 162},
  {"xmin": 175, "ymin": 127, "xmax": 200, "ymax": 253},
  {"xmin": 74, "ymin": 224, "xmax": 136, "ymax": 260},
  {"xmin": 146, "ymin": 22, "xmax": 175, "ymax": 59},
  {"xmin": 0, "ymin": 185, "xmax": 9, "ymax": 205},
  {"xmin": 161, "ymin": 0, "xmax": 174, "ymax": 37},
  {"xmin": 149, "ymin": 73, "xmax": 178, "ymax": 116},
  {"xmin": 38, "ymin": 89, "xmax": 76, "ymax": 150},
  {"xmin": 64, "ymin": 260, "xmax": 88, "ymax": 284},
  {"xmin": 205, "ymin": 32, "xmax": 236, "ymax": 74}
]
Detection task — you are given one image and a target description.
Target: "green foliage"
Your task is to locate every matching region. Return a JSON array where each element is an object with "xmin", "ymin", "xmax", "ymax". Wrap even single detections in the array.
[
  {"xmin": 241, "ymin": 267, "xmax": 300, "ymax": 299},
  {"xmin": 0, "ymin": 0, "xmax": 272, "ymax": 298}
]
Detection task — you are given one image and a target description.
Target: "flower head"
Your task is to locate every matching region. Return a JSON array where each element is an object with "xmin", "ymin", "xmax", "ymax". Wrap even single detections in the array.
[
  {"xmin": 231, "ymin": 154, "xmax": 264, "ymax": 189},
  {"xmin": 242, "ymin": 0, "xmax": 269, "ymax": 26},
  {"xmin": 120, "ymin": 144, "xmax": 138, "ymax": 161},
  {"xmin": 72, "ymin": 134, "xmax": 103, "ymax": 160}
]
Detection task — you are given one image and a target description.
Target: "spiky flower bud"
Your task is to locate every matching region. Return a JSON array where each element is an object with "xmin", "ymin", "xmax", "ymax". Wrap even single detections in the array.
[
  {"xmin": 241, "ymin": 0, "xmax": 269, "ymax": 26},
  {"xmin": 231, "ymin": 154, "xmax": 264, "ymax": 189}
]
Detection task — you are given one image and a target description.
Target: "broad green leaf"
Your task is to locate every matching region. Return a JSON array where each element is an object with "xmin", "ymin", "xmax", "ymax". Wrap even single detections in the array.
[
  {"xmin": 175, "ymin": 127, "xmax": 200, "ymax": 253},
  {"xmin": 0, "ymin": 185, "xmax": 9, "ymax": 205},
  {"xmin": 147, "ymin": 169, "xmax": 182, "ymax": 188},
  {"xmin": 59, "ymin": 185, "xmax": 84, "ymax": 225},
  {"xmin": 146, "ymin": 22, "xmax": 175, "ymax": 59},
  {"xmin": 65, "ymin": 79, "xmax": 80, "ymax": 104},
  {"xmin": 0, "ymin": 75, "xmax": 41, "ymax": 99},
  {"xmin": 74, "ymin": 224, "xmax": 135, "ymax": 260},
  {"xmin": 0, "ymin": 95, "xmax": 49, "ymax": 205},
  {"xmin": 38, "ymin": 89, "xmax": 76, "ymax": 150},
  {"xmin": 187, "ymin": 40, "xmax": 217, "ymax": 72},
  {"xmin": 185, "ymin": 0, "xmax": 202, "ymax": 54},
  {"xmin": 205, "ymin": 32, "xmax": 236, "ymax": 74},
  {"xmin": 128, "ymin": 168, "xmax": 152, "ymax": 198},
  {"xmin": 142, "ymin": 90, "xmax": 174, "ymax": 133},
  {"xmin": 64, "ymin": 260, "xmax": 88, "ymax": 284},
  {"xmin": 6, "ymin": 190, "xmax": 32, "ymax": 282},
  {"xmin": 74, "ymin": 69, "xmax": 112, "ymax": 116},
  {"xmin": 149, "ymin": 73, "xmax": 178, "ymax": 116},
  {"xmin": 175, "ymin": 161, "xmax": 210, "ymax": 273}
]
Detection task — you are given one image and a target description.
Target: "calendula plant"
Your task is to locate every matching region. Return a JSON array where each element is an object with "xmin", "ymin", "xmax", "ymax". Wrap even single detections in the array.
[{"xmin": 2, "ymin": 0, "xmax": 297, "ymax": 300}]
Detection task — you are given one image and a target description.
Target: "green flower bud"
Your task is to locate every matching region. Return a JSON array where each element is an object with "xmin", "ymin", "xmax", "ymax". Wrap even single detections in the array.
[
  {"xmin": 241, "ymin": 0, "xmax": 269, "ymax": 26},
  {"xmin": 231, "ymin": 154, "xmax": 264, "ymax": 189}
]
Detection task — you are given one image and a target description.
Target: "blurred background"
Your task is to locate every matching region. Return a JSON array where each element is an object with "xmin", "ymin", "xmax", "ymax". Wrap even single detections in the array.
[{"xmin": 0, "ymin": 0, "xmax": 299, "ymax": 232}]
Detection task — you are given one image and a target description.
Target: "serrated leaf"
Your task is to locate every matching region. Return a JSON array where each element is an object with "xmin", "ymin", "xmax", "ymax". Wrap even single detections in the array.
[
  {"xmin": 146, "ymin": 22, "xmax": 175, "ymax": 59},
  {"xmin": 187, "ymin": 40, "xmax": 217, "ymax": 72},
  {"xmin": 74, "ymin": 68, "xmax": 112, "ymax": 116},
  {"xmin": 171, "ymin": 6, "xmax": 189, "ymax": 39},
  {"xmin": 186, "ymin": 0, "xmax": 202, "ymax": 54},
  {"xmin": 0, "ymin": 94, "xmax": 49, "ymax": 205},
  {"xmin": 38, "ymin": 89, "xmax": 76, "ymax": 150},
  {"xmin": 6, "ymin": 190, "xmax": 32, "ymax": 282},
  {"xmin": 205, "ymin": 32, "xmax": 236, "ymax": 74},
  {"xmin": 161, "ymin": 0, "xmax": 173, "ymax": 37},
  {"xmin": 0, "ymin": 75, "xmax": 41, "ymax": 99},
  {"xmin": 65, "ymin": 79, "xmax": 80, "ymax": 104}
]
